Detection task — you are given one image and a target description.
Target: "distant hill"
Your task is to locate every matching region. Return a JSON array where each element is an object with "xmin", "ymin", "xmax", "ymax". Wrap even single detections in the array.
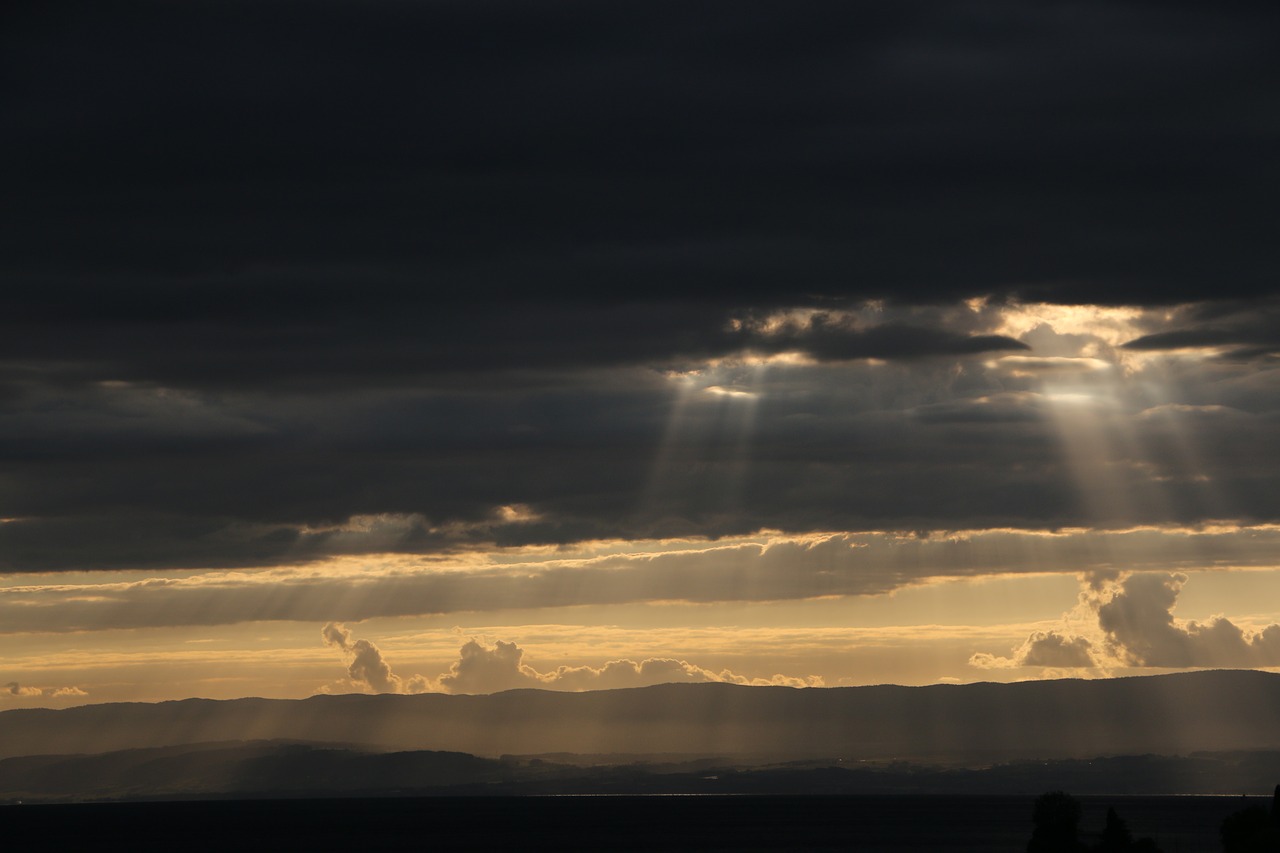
[
  {"xmin": 2, "ymin": 741, "xmax": 1278, "ymax": 802},
  {"xmin": 0, "ymin": 742, "xmax": 507, "ymax": 802},
  {"xmin": 4, "ymin": 670, "xmax": 1279, "ymax": 765}
]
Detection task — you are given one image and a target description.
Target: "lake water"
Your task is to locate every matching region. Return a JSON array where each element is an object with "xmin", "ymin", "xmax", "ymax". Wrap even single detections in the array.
[{"xmin": 0, "ymin": 794, "xmax": 1263, "ymax": 851}]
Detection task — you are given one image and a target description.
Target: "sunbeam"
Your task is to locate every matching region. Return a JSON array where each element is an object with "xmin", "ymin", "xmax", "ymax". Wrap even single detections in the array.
[{"xmin": 642, "ymin": 357, "xmax": 774, "ymax": 524}]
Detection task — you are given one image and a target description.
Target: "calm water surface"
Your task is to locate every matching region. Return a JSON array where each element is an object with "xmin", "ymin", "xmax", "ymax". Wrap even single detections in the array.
[{"xmin": 1, "ymin": 794, "xmax": 1262, "ymax": 851}]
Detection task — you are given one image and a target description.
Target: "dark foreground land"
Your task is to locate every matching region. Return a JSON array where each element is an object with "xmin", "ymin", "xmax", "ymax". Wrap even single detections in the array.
[{"xmin": 0, "ymin": 795, "xmax": 1262, "ymax": 851}]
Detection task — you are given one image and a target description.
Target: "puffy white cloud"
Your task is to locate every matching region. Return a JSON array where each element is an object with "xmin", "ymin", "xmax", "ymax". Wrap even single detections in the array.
[
  {"xmin": 3, "ymin": 681, "xmax": 87, "ymax": 699},
  {"xmin": 3, "ymin": 682, "xmax": 42, "ymax": 697},
  {"xmin": 972, "ymin": 571, "xmax": 1280, "ymax": 672},
  {"xmin": 435, "ymin": 639, "xmax": 533, "ymax": 695},
  {"xmin": 969, "ymin": 631, "xmax": 1097, "ymax": 670},
  {"xmin": 1096, "ymin": 573, "xmax": 1280, "ymax": 667},
  {"xmin": 321, "ymin": 627, "xmax": 821, "ymax": 696},
  {"xmin": 436, "ymin": 639, "xmax": 822, "ymax": 694},
  {"xmin": 320, "ymin": 622, "xmax": 431, "ymax": 695}
]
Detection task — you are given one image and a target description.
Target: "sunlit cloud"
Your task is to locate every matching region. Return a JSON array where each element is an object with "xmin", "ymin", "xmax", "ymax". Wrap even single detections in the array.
[
  {"xmin": 985, "ymin": 355, "xmax": 1113, "ymax": 378},
  {"xmin": 5, "ymin": 526, "xmax": 1280, "ymax": 634},
  {"xmin": 319, "ymin": 627, "xmax": 822, "ymax": 695},
  {"xmin": 992, "ymin": 303, "xmax": 1147, "ymax": 348},
  {"xmin": 1094, "ymin": 572, "xmax": 1280, "ymax": 667},
  {"xmin": 969, "ymin": 631, "xmax": 1098, "ymax": 670},
  {"xmin": 320, "ymin": 622, "xmax": 432, "ymax": 695},
  {"xmin": 703, "ymin": 385, "xmax": 757, "ymax": 399},
  {"xmin": 971, "ymin": 570, "xmax": 1280, "ymax": 675},
  {"xmin": 3, "ymin": 681, "xmax": 87, "ymax": 700}
]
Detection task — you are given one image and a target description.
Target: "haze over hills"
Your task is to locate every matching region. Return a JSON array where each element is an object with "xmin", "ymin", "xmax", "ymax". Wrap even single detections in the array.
[
  {"xmin": 5, "ymin": 670, "xmax": 1279, "ymax": 764},
  {"xmin": 3, "ymin": 741, "xmax": 1279, "ymax": 802}
]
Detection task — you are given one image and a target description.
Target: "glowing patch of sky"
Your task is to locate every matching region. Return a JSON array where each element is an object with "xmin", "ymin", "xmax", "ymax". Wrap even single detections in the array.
[{"xmin": 7, "ymin": 567, "xmax": 1280, "ymax": 703}]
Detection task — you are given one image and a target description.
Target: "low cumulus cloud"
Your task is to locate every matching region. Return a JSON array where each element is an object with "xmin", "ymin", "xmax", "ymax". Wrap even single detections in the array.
[
  {"xmin": 320, "ymin": 622, "xmax": 431, "ymax": 695},
  {"xmin": 320, "ymin": 626, "xmax": 820, "ymax": 695},
  {"xmin": 972, "ymin": 570, "xmax": 1280, "ymax": 672},
  {"xmin": 437, "ymin": 638, "xmax": 821, "ymax": 694},
  {"xmin": 1095, "ymin": 573, "xmax": 1280, "ymax": 667},
  {"xmin": 969, "ymin": 631, "xmax": 1097, "ymax": 670},
  {"xmin": 3, "ymin": 681, "xmax": 88, "ymax": 699}
]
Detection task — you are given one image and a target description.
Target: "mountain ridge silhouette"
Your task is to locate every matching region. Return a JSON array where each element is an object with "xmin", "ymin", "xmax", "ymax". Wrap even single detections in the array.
[{"xmin": 5, "ymin": 669, "xmax": 1278, "ymax": 764}]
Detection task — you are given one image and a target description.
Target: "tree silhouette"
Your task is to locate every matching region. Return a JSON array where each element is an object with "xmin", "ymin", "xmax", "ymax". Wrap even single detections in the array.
[
  {"xmin": 1028, "ymin": 791, "xmax": 1087, "ymax": 853},
  {"xmin": 1219, "ymin": 784, "xmax": 1280, "ymax": 853},
  {"xmin": 1097, "ymin": 807, "xmax": 1134, "ymax": 852},
  {"xmin": 1027, "ymin": 793, "xmax": 1163, "ymax": 853},
  {"xmin": 1091, "ymin": 804, "xmax": 1163, "ymax": 853}
]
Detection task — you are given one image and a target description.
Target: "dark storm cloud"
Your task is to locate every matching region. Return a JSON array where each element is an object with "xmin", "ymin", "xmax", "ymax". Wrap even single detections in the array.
[
  {"xmin": 0, "ymin": 294, "xmax": 1024, "ymax": 391},
  {"xmin": 4, "ymin": 1, "xmax": 1280, "ymax": 571},
  {"xmin": 5, "ymin": 0, "xmax": 1278, "ymax": 387},
  {"xmin": 3, "ymin": 351, "xmax": 1280, "ymax": 571},
  {"xmin": 1123, "ymin": 301, "xmax": 1280, "ymax": 360},
  {"xmin": 910, "ymin": 392, "xmax": 1044, "ymax": 425},
  {"xmin": 739, "ymin": 315, "xmax": 1029, "ymax": 361},
  {"xmin": 5, "ymin": 1, "xmax": 1280, "ymax": 318}
]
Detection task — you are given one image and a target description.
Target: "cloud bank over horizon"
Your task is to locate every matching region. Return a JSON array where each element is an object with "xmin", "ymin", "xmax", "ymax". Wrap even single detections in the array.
[
  {"xmin": 972, "ymin": 571, "xmax": 1280, "ymax": 673},
  {"xmin": 319, "ymin": 624, "xmax": 821, "ymax": 696}
]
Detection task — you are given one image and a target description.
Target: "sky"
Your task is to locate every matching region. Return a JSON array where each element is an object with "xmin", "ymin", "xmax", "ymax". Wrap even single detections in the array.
[{"xmin": 3, "ymin": 0, "xmax": 1280, "ymax": 706}]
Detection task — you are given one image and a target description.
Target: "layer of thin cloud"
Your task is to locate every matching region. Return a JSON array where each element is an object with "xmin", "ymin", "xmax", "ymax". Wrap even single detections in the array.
[
  {"xmin": 6, "ymin": 526, "xmax": 1280, "ymax": 633},
  {"xmin": 319, "ymin": 625, "xmax": 821, "ymax": 695}
]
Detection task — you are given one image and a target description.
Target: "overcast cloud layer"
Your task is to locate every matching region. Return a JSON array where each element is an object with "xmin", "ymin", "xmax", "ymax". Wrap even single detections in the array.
[{"xmin": 3, "ymin": 1, "xmax": 1280, "ymax": 575}]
